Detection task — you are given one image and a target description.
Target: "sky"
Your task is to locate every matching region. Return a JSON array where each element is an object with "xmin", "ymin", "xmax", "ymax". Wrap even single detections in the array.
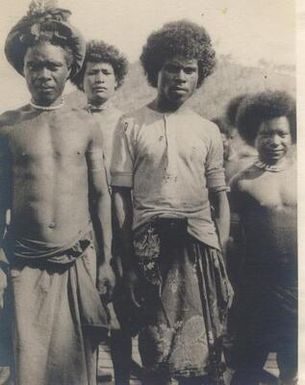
[{"xmin": 0, "ymin": 0, "xmax": 296, "ymax": 111}]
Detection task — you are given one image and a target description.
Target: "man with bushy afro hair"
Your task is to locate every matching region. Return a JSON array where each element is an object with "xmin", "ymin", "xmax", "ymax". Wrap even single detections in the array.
[
  {"xmin": 111, "ymin": 19, "xmax": 233, "ymax": 385},
  {"xmin": 72, "ymin": 40, "xmax": 128, "ymax": 90},
  {"xmin": 140, "ymin": 19, "xmax": 216, "ymax": 88},
  {"xmin": 236, "ymin": 90, "xmax": 296, "ymax": 146}
]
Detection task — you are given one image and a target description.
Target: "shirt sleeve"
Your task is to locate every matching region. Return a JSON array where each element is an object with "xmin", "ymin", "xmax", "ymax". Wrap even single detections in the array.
[
  {"xmin": 110, "ymin": 116, "xmax": 135, "ymax": 188},
  {"xmin": 205, "ymin": 123, "xmax": 227, "ymax": 192}
]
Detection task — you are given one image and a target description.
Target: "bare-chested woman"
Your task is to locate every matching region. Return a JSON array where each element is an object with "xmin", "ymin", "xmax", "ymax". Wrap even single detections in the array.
[
  {"xmin": 0, "ymin": 3, "xmax": 114, "ymax": 385},
  {"xmin": 229, "ymin": 91, "xmax": 297, "ymax": 385}
]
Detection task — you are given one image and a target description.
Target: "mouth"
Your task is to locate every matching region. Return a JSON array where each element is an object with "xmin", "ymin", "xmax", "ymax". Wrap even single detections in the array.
[
  {"xmin": 171, "ymin": 87, "xmax": 188, "ymax": 93},
  {"xmin": 38, "ymin": 85, "xmax": 54, "ymax": 92},
  {"xmin": 266, "ymin": 149, "xmax": 284, "ymax": 157},
  {"xmin": 93, "ymin": 87, "xmax": 107, "ymax": 92}
]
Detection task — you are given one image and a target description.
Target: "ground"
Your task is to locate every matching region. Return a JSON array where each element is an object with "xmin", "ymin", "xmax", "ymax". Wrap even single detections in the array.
[{"xmin": 97, "ymin": 339, "xmax": 280, "ymax": 385}]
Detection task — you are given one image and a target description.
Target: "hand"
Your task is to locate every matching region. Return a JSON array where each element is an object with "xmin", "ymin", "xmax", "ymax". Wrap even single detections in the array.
[
  {"xmin": 0, "ymin": 268, "xmax": 7, "ymax": 310},
  {"xmin": 97, "ymin": 262, "xmax": 116, "ymax": 304},
  {"xmin": 123, "ymin": 269, "xmax": 142, "ymax": 308}
]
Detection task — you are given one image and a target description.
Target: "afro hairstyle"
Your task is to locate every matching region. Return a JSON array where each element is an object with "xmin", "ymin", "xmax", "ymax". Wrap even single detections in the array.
[
  {"xmin": 225, "ymin": 94, "xmax": 248, "ymax": 127},
  {"xmin": 71, "ymin": 40, "xmax": 128, "ymax": 90},
  {"xmin": 236, "ymin": 90, "xmax": 296, "ymax": 146},
  {"xmin": 140, "ymin": 20, "xmax": 216, "ymax": 88}
]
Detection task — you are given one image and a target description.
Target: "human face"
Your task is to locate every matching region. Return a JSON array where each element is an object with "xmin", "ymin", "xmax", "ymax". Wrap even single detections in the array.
[
  {"xmin": 157, "ymin": 57, "xmax": 199, "ymax": 110},
  {"xmin": 83, "ymin": 62, "xmax": 118, "ymax": 106},
  {"xmin": 255, "ymin": 116, "xmax": 292, "ymax": 164},
  {"xmin": 24, "ymin": 42, "xmax": 71, "ymax": 106}
]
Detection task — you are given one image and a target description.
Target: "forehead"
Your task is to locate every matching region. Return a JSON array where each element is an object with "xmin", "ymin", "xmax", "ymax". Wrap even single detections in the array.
[
  {"xmin": 163, "ymin": 57, "xmax": 198, "ymax": 67},
  {"xmin": 258, "ymin": 116, "xmax": 290, "ymax": 133},
  {"xmin": 24, "ymin": 42, "xmax": 68, "ymax": 63},
  {"xmin": 85, "ymin": 61, "xmax": 114, "ymax": 72}
]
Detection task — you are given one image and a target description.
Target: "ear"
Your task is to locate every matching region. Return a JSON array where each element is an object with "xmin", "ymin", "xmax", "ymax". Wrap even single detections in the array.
[
  {"xmin": 114, "ymin": 78, "xmax": 119, "ymax": 90},
  {"xmin": 66, "ymin": 66, "xmax": 72, "ymax": 80}
]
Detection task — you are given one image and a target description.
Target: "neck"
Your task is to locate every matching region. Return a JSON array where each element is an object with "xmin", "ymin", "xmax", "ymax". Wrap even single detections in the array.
[
  {"xmin": 260, "ymin": 155, "xmax": 288, "ymax": 167},
  {"xmin": 153, "ymin": 97, "xmax": 184, "ymax": 113},
  {"xmin": 256, "ymin": 155, "xmax": 290, "ymax": 172},
  {"xmin": 88, "ymin": 98, "xmax": 112, "ymax": 111},
  {"xmin": 30, "ymin": 97, "xmax": 65, "ymax": 111}
]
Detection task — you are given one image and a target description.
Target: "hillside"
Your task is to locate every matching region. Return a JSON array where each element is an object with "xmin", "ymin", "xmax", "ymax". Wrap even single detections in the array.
[{"xmin": 66, "ymin": 55, "xmax": 295, "ymax": 119}]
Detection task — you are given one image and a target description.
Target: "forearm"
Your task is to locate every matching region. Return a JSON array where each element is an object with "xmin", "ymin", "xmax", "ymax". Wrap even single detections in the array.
[
  {"xmin": 210, "ymin": 190, "xmax": 230, "ymax": 249},
  {"xmin": 0, "ymin": 209, "xmax": 8, "ymax": 264},
  {"xmin": 95, "ymin": 191, "xmax": 112, "ymax": 266},
  {"xmin": 112, "ymin": 187, "xmax": 135, "ymax": 273}
]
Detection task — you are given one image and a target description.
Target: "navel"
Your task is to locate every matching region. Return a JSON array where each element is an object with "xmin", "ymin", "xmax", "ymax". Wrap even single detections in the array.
[{"xmin": 48, "ymin": 221, "xmax": 56, "ymax": 229}]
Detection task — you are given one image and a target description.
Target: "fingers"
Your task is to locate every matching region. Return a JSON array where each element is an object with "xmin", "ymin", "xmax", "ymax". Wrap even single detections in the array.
[
  {"xmin": 0, "ymin": 290, "xmax": 4, "ymax": 310},
  {"xmin": 128, "ymin": 286, "xmax": 142, "ymax": 308},
  {"xmin": 98, "ymin": 279, "xmax": 115, "ymax": 304}
]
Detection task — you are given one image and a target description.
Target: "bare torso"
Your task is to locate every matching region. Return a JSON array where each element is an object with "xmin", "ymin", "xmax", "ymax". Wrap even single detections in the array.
[
  {"xmin": 1, "ymin": 104, "xmax": 98, "ymax": 244},
  {"xmin": 231, "ymin": 161, "xmax": 297, "ymax": 265}
]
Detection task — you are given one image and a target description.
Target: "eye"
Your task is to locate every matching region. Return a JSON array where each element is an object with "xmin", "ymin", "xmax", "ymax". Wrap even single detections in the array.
[
  {"xmin": 48, "ymin": 64, "xmax": 58, "ymax": 71},
  {"xmin": 184, "ymin": 67, "xmax": 197, "ymax": 74},
  {"xmin": 26, "ymin": 63, "xmax": 38, "ymax": 71},
  {"xmin": 164, "ymin": 64, "xmax": 179, "ymax": 73}
]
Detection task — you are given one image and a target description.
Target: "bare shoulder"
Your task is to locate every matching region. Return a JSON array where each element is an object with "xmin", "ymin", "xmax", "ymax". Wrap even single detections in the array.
[
  {"xmin": 229, "ymin": 164, "xmax": 259, "ymax": 192},
  {"xmin": 67, "ymin": 106, "xmax": 102, "ymax": 143},
  {"xmin": 0, "ymin": 105, "xmax": 30, "ymax": 136}
]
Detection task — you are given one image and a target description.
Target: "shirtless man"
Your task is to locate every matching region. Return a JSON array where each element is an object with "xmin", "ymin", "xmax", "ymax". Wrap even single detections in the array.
[
  {"xmin": 0, "ymin": 3, "xmax": 114, "ymax": 385},
  {"xmin": 72, "ymin": 40, "xmax": 132, "ymax": 385},
  {"xmin": 229, "ymin": 91, "xmax": 297, "ymax": 385}
]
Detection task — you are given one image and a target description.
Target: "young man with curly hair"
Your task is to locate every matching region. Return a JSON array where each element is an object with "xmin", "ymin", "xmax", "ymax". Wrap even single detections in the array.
[
  {"xmin": 111, "ymin": 20, "xmax": 233, "ymax": 385},
  {"xmin": 0, "ymin": 3, "xmax": 115, "ymax": 385},
  {"xmin": 229, "ymin": 91, "xmax": 297, "ymax": 385},
  {"xmin": 72, "ymin": 40, "xmax": 132, "ymax": 385},
  {"xmin": 72, "ymin": 40, "xmax": 128, "ymax": 176}
]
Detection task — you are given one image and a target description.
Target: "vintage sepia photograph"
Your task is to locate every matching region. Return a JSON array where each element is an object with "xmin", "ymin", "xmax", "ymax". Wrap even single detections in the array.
[{"xmin": 0, "ymin": 1, "xmax": 298, "ymax": 384}]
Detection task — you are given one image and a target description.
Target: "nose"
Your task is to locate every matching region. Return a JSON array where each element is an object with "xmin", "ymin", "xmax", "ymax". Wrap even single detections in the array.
[
  {"xmin": 95, "ymin": 71, "xmax": 104, "ymax": 83},
  {"xmin": 176, "ymin": 69, "xmax": 187, "ymax": 82},
  {"xmin": 38, "ymin": 67, "xmax": 51, "ymax": 81},
  {"xmin": 270, "ymin": 135, "xmax": 281, "ymax": 147}
]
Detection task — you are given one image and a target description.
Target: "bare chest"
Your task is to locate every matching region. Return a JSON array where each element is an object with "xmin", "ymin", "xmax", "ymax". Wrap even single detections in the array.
[
  {"xmin": 8, "ymin": 116, "xmax": 89, "ymax": 167},
  {"xmin": 241, "ymin": 170, "xmax": 297, "ymax": 208}
]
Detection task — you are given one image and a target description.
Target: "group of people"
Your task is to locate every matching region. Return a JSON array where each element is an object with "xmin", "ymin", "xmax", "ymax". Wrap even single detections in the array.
[{"xmin": 0, "ymin": 1, "xmax": 297, "ymax": 385}]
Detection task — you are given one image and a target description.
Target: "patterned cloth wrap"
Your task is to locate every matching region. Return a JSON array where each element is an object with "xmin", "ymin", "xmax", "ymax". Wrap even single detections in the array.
[{"xmin": 132, "ymin": 217, "xmax": 233, "ymax": 383}]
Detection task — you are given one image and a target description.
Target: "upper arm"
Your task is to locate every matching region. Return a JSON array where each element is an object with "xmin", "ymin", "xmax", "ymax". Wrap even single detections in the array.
[
  {"xmin": 86, "ymin": 124, "xmax": 108, "ymax": 196},
  {"xmin": 205, "ymin": 123, "xmax": 227, "ymax": 192},
  {"xmin": 111, "ymin": 117, "xmax": 135, "ymax": 188},
  {"xmin": 0, "ymin": 132, "xmax": 11, "ymax": 210}
]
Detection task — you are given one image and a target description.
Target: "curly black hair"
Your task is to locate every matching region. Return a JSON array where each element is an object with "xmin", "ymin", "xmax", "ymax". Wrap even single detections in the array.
[
  {"xmin": 140, "ymin": 20, "xmax": 216, "ymax": 88},
  {"xmin": 71, "ymin": 40, "xmax": 128, "ymax": 90},
  {"xmin": 236, "ymin": 90, "xmax": 296, "ymax": 146},
  {"xmin": 225, "ymin": 94, "xmax": 248, "ymax": 127}
]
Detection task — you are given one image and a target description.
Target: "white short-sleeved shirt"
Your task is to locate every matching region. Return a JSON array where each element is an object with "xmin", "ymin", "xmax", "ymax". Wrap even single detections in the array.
[{"xmin": 111, "ymin": 105, "xmax": 227, "ymax": 249}]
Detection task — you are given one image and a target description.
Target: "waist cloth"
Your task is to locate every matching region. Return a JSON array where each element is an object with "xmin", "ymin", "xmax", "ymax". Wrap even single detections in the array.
[
  {"xmin": 234, "ymin": 262, "xmax": 297, "ymax": 350},
  {"xmin": 3, "ymin": 225, "xmax": 109, "ymax": 385},
  {"xmin": 131, "ymin": 218, "xmax": 233, "ymax": 381}
]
